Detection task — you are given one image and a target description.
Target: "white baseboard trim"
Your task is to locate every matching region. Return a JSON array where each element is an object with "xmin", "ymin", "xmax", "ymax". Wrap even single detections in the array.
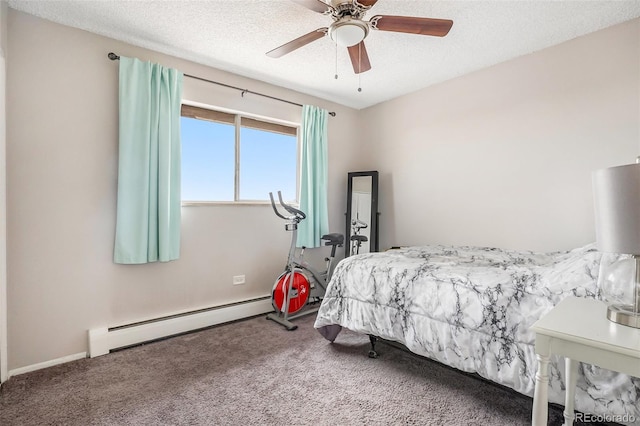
[
  {"xmin": 4, "ymin": 297, "xmax": 273, "ymax": 378},
  {"xmin": 88, "ymin": 296, "xmax": 273, "ymax": 358},
  {"xmin": 8, "ymin": 352, "xmax": 87, "ymax": 378}
]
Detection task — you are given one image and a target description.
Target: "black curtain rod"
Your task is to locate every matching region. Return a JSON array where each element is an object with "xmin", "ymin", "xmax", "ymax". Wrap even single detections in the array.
[{"xmin": 108, "ymin": 52, "xmax": 336, "ymax": 117}]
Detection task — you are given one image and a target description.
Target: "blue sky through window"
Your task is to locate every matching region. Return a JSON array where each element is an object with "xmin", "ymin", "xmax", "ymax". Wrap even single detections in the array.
[
  {"xmin": 181, "ymin": 116, "xmax": 297, "ymax": 202},
  {"xmin": 240, "ymin": 127, "xmax": 296, "ymax": 201},
  {"xmin": 181, "ymin": 117, "xmax": 234, "ymax": 201}
]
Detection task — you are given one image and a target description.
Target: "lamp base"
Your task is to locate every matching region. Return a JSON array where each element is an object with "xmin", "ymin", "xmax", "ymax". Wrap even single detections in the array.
[{"xmin": 606, "ymin": 304, "xmax": 640, "ymax": 328}]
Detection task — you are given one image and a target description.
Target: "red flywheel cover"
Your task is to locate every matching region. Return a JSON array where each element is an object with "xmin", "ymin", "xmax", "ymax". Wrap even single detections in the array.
[{"xmin": 272, "ymin": 271, "xmax": 310, "ymax": 315}]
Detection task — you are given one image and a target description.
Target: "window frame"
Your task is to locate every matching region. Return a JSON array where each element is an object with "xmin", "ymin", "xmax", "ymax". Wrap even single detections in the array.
[{"xmin": 180, "ymin": 102, "xmax": 301, "ymax": 206}]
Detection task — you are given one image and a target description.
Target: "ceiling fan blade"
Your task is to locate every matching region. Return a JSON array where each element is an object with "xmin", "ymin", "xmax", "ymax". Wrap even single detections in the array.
[
  {"xmin": 357, "ymin": 0, "xmax": 379, "ymax": 7},
  {"xmin": 290, "ymin": 0, "xmax": 334, "ymax": 14},
  {"xmin": 347, "ymin": 41, "xmax": 371, "ymax": 74},
  {"xmin": 266, "ymin": 29, "xmax": 328, "ymax": 58},
  {"xmin": 370, "ymin": 15, "xmax": 453, "ymax": 37}
]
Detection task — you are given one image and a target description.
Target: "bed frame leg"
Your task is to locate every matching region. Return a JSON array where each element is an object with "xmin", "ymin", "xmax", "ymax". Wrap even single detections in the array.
[{"xmin": 368, "ymin": 335, "xmax": 379, "ymax": 358}]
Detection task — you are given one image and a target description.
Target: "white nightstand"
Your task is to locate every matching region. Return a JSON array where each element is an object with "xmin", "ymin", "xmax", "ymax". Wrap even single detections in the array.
[{"xmin": 531, "ymin": 296, "xmax": 640, "ymax": 426}]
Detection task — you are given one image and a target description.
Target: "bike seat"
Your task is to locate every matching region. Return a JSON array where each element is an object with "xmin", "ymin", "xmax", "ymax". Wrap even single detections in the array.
[
  {"xmin": 350, "ymin": 235, "xmax": 368, "ymax": 242},
  {"xmin": 321, "ymin": 233, "xmax": 344, "ymax": 247}
]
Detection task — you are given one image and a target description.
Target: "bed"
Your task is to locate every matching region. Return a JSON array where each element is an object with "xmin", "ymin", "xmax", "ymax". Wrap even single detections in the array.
[{"xmin": 314, "ymin": 243, "xmax": 640, "ymax": 423}]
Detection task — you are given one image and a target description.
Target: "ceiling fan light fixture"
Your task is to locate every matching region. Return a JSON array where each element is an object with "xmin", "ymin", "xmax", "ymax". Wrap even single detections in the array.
[{"xmin": 329, "ymin": 19, "xmax": 368, "ymax": 47}]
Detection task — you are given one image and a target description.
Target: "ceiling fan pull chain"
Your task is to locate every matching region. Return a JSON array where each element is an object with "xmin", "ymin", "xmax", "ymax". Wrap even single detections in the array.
[
  {"xmin": 358, "ymin": 43, "xmax": 362, "ymax": 92},
  {"xmin": 335, "ymin": 41, "xmax": 339, "ymax": 80}
]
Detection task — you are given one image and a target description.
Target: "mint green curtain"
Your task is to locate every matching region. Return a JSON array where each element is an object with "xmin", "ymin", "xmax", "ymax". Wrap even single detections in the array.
[
  {"xmin": 297, "ymin": 105, "xmax": 329, "ymax": 248},
  {"xmin": 114, "ymin": 57, "xmax": 183, "ymax": 264}
]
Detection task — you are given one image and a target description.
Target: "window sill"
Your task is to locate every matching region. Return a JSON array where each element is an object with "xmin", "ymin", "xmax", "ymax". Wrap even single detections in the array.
[{"xmin": 182, "ymin": 201, "xmax": 299, "ymax": 207}]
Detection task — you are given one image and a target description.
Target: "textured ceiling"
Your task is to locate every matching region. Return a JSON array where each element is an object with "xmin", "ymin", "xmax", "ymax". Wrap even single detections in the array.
[{"xmin": 7, "ymin": 0, "xmax": 640, "ymax": 109}]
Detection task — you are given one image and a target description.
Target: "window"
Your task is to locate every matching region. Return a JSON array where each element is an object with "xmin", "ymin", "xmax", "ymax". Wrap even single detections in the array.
[{"xmin": 181, "ymin": 104, "xmax": 298, "ymax": 203}]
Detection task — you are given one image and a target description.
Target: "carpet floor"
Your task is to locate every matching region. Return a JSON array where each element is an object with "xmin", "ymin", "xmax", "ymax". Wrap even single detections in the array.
[{"xmin": 0, "ymin": 313, "xmax": 579, "ymax": 425}]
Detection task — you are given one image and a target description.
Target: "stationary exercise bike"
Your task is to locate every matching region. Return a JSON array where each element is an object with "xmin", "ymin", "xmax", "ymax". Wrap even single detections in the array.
[
  {"xmin": 266, "ymin": 191, "xmax": 344, "ymax": 331},
  {"xmin": 350, "ymin": 217, "xmax": 368, "ymax": 256}
]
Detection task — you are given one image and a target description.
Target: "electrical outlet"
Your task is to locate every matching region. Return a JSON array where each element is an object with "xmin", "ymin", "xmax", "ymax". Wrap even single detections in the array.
[{"xmin": 233, "ymin": 275, "xmax": 245, "ymax": 285}]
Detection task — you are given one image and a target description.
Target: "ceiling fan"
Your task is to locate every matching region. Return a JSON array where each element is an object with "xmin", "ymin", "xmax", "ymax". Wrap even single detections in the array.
[{"xmin": 266, "ymin": 0, "xmax": 453, "ymax": 74}]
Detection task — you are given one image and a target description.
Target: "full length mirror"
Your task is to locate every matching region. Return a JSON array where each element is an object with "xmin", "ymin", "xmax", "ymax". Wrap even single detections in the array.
[{"xmin": 346, "ymin": 171, "xmax": 379, "ymax": 257}]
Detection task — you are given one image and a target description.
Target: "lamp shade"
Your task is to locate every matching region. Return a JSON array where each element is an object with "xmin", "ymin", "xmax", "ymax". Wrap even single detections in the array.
[{"xmin": 593, "ymin": 163, "xmax": 640, "ymax": 255}]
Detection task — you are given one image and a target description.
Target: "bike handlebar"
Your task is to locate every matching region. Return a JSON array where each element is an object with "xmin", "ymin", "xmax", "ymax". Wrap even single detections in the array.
[
  {"xmin": 351, "ymin": 218, "xmax": 368, "ymax": 230},
  {"xmin": 269, "ymin": 192, "xmax": 287, "ymax": 220},
  {"xmin": 278, "ymin": 191, "xmax": 306, "ymax": 220},
  {"xmin": 269, "ymin": 191, "xmax": 306, "ymax": 221}
]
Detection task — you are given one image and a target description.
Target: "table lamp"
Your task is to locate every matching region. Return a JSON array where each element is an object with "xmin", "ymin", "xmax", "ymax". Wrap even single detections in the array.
[{"xmin": 592, "ymin": 161, "xmax": 640, "ymax": 329}]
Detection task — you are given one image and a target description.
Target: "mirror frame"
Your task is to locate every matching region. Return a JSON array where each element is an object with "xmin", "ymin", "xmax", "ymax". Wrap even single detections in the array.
[{"xmin": 345, "ymin": 171, "xmax": 379, "ymax": 257}]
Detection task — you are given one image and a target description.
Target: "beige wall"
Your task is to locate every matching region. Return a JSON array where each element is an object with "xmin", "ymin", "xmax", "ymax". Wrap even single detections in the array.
[
  {"xmin": 361, "ymin": 18, "xmax": 640, "ymax": 253},
  {"xmin": 0, "ymin": 0, "xmax": 8, "ymax": 382},
  {"xmin": 6, "ymin": 10, "xmax": 361, "ymax": 370}
]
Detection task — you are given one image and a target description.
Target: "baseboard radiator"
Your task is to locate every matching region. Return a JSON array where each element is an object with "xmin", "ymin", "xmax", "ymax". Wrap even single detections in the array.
[{"xmin": 88, "ymin": 296, "xmax": 273, "ymax": 358}]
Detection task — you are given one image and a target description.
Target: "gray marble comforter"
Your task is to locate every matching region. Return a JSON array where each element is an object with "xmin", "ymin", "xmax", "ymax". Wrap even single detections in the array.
[{"xmin": 314, "ymin": 243, "xmax": 639, "ymax": 422}]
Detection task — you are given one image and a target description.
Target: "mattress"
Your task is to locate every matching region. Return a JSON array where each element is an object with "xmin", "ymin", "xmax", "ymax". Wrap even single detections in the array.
[{"xmin": 314, "ymin": 243, "xmax": 639, "ymax": 423}]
